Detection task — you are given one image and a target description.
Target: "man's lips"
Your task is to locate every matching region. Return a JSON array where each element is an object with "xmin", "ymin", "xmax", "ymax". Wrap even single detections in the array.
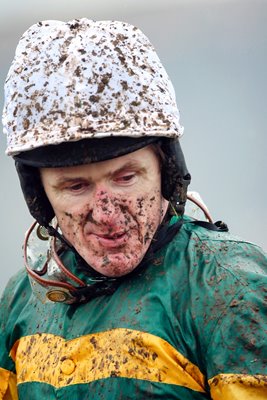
[{"xmin": 88, "ymin": 231, "xmax": 128, "ymax": 248}]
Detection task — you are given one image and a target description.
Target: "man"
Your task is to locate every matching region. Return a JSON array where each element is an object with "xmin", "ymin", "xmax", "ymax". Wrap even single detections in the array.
[{"xmin": 0, "ymin": 18, "xmax": 266, "ymax": 399}]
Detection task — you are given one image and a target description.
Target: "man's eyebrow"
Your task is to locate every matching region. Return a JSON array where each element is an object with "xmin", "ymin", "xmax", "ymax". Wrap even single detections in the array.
[
  {"xmin": 106, "ymin": 161, "xmax": 146, "ymax": 177},
  {"xmin": 52, "ymin": 176, "xmax": 92, "ymax": 188}
]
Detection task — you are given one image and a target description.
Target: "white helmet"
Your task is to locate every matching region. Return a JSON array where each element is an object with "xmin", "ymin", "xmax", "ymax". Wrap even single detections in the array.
[{"xmin": 3, "ymin": 19, "xmax": 184, "ymax": 156}]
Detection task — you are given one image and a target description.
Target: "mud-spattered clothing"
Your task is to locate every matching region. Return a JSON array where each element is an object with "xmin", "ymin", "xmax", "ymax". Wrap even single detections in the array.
[{"xmin": 1, "ymin": 218, "xmax": 267, "ymax": 399}]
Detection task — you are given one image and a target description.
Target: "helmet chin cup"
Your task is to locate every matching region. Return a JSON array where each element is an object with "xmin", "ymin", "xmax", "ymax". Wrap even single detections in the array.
[{"xmin": 24, "ymin": 221, "xmax": 85, "ymax": 304}]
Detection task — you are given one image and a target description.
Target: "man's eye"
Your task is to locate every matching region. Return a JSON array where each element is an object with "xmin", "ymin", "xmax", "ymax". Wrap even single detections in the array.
[
  {"xmin": 115, "ymin": 173, "xmax": 136, "ymax": 184},
  {"xmin": 121, "ymin": 174, "xmax": 134, "ymax": 181},
  {"xmin": 68, "ymin": 183, "xmax": 86, "ymax": 192}
]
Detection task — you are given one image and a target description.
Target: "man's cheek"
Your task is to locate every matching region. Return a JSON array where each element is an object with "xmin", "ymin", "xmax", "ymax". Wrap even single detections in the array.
[{"xmin": 56, "ymin": 213, "xmax": 80, "ymax": 241}]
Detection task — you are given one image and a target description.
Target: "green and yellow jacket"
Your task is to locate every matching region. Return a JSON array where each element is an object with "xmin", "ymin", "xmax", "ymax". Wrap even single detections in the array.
[{"xmin": 1, "ymin": 219, "xmax": 267, "ymax": 399}]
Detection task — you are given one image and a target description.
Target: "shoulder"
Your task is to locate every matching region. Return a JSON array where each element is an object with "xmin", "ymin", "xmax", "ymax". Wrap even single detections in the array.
[
  {"xmin": 164, "ymin": 218, "xmax": 267, "ymax": 304},
  {"xmin": 184, "ymin": 227, "xmax": 267, "ymax": 377},
  {"xmin": 1, "ymin": 267, "xmax": 30, "ymax": 298},
  {"xmin": 0, "ymin": 268, "xmax": 32, "ymax": 367},
  {"xmin": 170, "ymin": 220, "xmax": 267, "ymax": 279},
  {"xmin": 164, "ymin": 219, "xmax": 267, "ymax": 337},
  {"xmin": 0, "ymin": 268, "xmax": 32, "ymax": 323}
]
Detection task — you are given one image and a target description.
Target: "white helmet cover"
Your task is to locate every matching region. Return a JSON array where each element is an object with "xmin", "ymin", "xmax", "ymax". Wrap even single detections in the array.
[{"xmin": 3, "ymin": 19, "xmax": 184, "ymax": 155}]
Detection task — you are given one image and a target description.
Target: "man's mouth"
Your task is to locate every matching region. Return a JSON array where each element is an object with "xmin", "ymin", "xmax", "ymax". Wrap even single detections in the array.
[{"xmin": 90, "ymin": 231, "xmax": 128, "ymax": 248}]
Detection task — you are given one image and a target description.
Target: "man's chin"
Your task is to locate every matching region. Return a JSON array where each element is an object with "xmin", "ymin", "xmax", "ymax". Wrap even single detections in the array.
[{"xmin": 83, "ymin": 252, "xmax": 142, "ymax": 278}]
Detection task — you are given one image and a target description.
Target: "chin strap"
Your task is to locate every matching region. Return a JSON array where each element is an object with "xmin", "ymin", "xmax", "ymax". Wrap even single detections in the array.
[
  {"xmin": 45, "ymin": 224, "xmax": 75, "ymax": 250},
  {"xmin": 188, "ymin": 220, "xmax": 228, "ymax": 232}
]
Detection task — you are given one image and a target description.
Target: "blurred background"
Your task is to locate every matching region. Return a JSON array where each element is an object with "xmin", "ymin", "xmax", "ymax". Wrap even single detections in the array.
[{"xmin": 0, "ymin": 0, "xmax": 266, "ymax": 294}]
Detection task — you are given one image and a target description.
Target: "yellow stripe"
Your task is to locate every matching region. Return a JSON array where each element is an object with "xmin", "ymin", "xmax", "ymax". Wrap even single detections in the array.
[
  {"xmin": 209, "ymin": 373, "xmax": 267, "ymax": 399},
  {"xmin": 10, "ymin": 328, "xmax": 205, "ymax": 392},
  {"xmin": 0, "ymin": 368, "xmax": 18, "ymax": 400}
]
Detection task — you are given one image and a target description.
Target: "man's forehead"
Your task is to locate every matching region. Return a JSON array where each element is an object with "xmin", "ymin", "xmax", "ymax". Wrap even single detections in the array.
[{"xmin": 41, "ymin": 146, "xmax": 155, "ymax": 182}]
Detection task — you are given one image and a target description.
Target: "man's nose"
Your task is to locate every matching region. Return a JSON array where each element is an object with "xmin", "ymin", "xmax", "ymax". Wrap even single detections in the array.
[{"xmin": 91, "ymin": 188, "xmax": 121, "ymax": 225}]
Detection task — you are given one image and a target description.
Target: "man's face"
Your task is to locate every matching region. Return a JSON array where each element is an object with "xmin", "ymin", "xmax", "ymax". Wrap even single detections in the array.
[{"xmin": 40, "ymin": 146, "xmax": 168, "ymax": 277}]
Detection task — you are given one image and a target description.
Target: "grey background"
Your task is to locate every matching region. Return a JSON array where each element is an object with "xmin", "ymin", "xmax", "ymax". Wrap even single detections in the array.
[{"xmin": 1, "ymin": 0, "xmax": 266, "ymax": 294}]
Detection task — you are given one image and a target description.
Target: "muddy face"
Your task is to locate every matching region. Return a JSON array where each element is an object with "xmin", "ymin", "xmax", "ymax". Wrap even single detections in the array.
[{"xmin": 40, "ymin": 146, "xmax": 168, "ymax": 277}]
